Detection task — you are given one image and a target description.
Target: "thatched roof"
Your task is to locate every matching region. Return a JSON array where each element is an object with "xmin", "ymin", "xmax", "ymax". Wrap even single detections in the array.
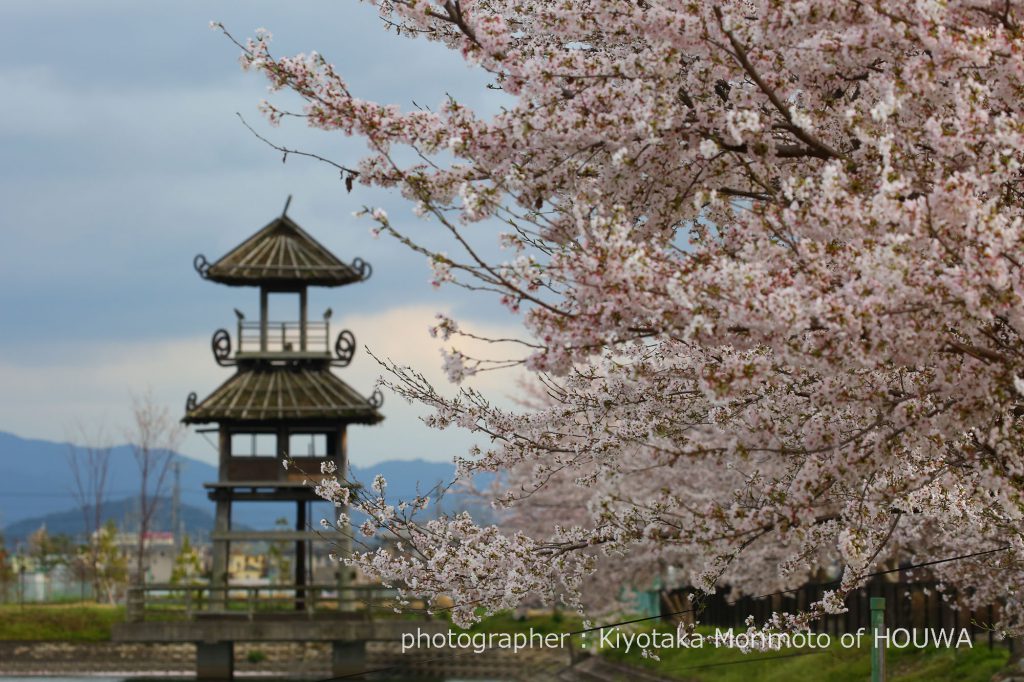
[
  {"xmin": 184, "ymin": 365, "xmax": 383, "ymax": 424},
  {"xmin": 197, "ymin": 214, "xmax": 369, "ymax": 287}
]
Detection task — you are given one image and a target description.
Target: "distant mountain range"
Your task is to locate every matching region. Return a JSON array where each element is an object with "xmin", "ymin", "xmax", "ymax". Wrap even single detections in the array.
[
  {"xmin": 3, "ymin": 496, "xmax": 216, "ymax": 546},
  {"xmin": 0, "ymin": 431, "xmax": 491, "ymax": 546}
]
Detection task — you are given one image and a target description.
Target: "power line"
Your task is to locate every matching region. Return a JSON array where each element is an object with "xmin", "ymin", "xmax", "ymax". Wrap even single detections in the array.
[
  {"xmin": 0, "ymin": 488, "xmax": 209, "ymax": 498},
  {"xmin": 673, "ymin": 649, "xmax": 826, "ymax": 671}
]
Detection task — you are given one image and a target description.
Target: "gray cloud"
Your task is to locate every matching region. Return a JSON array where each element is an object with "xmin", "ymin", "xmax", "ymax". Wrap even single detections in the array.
[{"xmin": 0, "ymin": 1, "xmax": 524, "ymax": 463}]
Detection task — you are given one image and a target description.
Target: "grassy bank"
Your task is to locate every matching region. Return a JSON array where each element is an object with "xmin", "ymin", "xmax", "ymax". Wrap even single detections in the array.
[
  {"xmin": 461, "ymin": 611, "xmax": 1010, "ymax": 680},
  {"xmin": 0, "ymin": 603, "xmax": 1011, "ymax": 681},
  {"xmin": 0, "ymin": 603, "xmax": 124, "ymax": 641},
  {"xmin": 599, "ymin": 625, "xmax": 1009, "ymax": 682}
]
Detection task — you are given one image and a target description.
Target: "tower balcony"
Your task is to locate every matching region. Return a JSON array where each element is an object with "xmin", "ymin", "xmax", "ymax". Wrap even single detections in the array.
[
  {"xmin": 209, "ymin": 320, "xmax": 356, "ymax": 366},
  {"xmin": 239, "ymin": 320, "xmax": 328, "ymax": 356}
]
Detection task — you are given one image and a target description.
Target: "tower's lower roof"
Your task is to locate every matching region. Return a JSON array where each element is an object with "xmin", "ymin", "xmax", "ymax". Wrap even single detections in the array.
[{"xmin": 184, "ymin": 365, "xmax": 383, "ymax": 424}]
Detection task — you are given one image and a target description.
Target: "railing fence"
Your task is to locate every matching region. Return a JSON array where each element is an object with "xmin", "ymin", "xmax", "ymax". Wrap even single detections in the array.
[
  {"xmin": 661, "ymin": 575, "xmax": 1010, "ymax": 650},
  {"xmin": 238, "ymin": 320, "xmax": 330, "ymax": 353},
  {"xmin": 125, "ymin": 583, "xmax": 429, "ymax": 623}
]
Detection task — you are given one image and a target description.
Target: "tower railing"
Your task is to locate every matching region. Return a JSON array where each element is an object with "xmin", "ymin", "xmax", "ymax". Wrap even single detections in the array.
[
  {"xmin": 125, "ymin": 583, "xmax": 432, "ymax": 623},
  {"xmin": 237, "ymin": 320, "xmax": 330, "ymax": 354}
]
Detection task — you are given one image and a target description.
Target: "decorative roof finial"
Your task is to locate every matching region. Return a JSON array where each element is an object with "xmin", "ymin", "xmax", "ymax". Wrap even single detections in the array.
[{"xmin": 282, "ymin": 194, "xmax": 293, "ymax": 217}]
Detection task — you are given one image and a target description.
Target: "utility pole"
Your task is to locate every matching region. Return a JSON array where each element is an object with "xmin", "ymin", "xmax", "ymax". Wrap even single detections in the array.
[
  {"xmin": 171, "ymin": 460, "xmax": 182, "ymax": 550},
  {"xmin": 871, "ymin": 597, "xmax": 886, "ymax": 682}
]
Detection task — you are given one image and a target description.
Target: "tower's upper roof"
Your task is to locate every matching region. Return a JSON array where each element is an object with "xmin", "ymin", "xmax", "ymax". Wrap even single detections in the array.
[{"xmin": 195, "ymin": 212, "xmax": 370, "ymax": 287}]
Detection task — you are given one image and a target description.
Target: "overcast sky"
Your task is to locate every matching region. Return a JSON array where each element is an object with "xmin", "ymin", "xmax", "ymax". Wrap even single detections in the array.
[{"xmin": 0, "ymin": 1, "xmax": 523, "ymax": 467}]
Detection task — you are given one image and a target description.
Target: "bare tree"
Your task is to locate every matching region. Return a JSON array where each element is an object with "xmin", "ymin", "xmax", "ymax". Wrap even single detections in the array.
[
  {"xmin": 0, "ymin": 534, "xmax": 13, "ymax": 603},
  {"xmin": 126, "ymin": 392, "xmax": 183, "ymax": 585},
  {"xmin": 66, "ymin": 424, "xmax": 112, "ymax": 600}
]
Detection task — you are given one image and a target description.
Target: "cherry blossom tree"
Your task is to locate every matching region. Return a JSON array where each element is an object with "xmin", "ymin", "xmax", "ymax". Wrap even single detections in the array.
[{"xmin": 223, "ymin": 0, "xmax": 1024, "ymax": 632}]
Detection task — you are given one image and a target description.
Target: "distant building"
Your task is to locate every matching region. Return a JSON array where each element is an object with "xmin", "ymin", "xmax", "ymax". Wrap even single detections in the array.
[
  {"xmin": 228, "ymin": 551, "xmax": 267, "ymax": 583},
  {"xmin": 109, "ymin": 530, "xmax": 176, "ymax": 583}
]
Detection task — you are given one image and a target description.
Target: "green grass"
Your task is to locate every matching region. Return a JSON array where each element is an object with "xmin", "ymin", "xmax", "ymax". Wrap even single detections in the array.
[
  {"xmin": 427, "ymin": 610, "xmax": 1011, "ymax": 680},
  {"xmin": 599, "ymin": 625, "xmax": 1010, "ymax": 682},
  {"xmin": 0, "ymin": 602, "xmax": 125, "ymax": 641}
]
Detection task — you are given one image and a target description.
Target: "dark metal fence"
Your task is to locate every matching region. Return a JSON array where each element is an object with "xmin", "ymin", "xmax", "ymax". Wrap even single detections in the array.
[{"xmin": 661, "ymin": 575, "xmax": 1010, "ymax": 649}]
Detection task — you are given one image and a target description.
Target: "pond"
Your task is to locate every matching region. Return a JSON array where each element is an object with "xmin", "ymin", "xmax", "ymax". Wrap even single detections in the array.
[{"xmin": 0, "ymin": 678, "xmax": 500, "ymax": 682}]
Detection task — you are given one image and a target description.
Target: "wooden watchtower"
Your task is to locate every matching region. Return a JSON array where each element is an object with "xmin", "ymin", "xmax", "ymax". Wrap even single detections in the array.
[
  {"xmin": 184, "ymin": 199, "xmax": 383, "ymax": 605},
  {"xmin": 112, "ymin": 201, "xmax": 443, "ymax": 680}
]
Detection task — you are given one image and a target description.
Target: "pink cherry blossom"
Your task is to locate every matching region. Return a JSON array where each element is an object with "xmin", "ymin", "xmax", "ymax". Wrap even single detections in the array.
[{"xmin": 223, "ymin": 0, "xmax": 1024, "ymax": 632}]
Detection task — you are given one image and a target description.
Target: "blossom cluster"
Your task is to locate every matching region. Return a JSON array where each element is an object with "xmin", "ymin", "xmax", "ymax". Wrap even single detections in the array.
[{"xmin": 230, "ymin": 0, "xmax": 1024, "ymax": 630}]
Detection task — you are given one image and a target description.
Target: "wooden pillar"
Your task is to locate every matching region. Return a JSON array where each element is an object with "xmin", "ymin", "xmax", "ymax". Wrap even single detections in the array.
[
  {"xmin": 212, "ymin": 427, "xmax": 231, "ymax": 610},
  {"xmin": 299, "ymin": 287, "xmax": 308, "ymax": 351},
  {"xmin": 339, "ymin": 426, "xmax": 348, "ymax": 478},
  {"xmin": 218, "ymin": 427, "xmax": 230, "ymax": 486},
  {"xmin": 332, "ymin": 640, "xmax": 367, "ymax": 677},
  {"xmin": 295, "ymin": 500, "xmax": 307, "ymax": 611},
  {"xmin": 336, "ymin": 426, "xmax": 355, "ymax": 612},
  {"xmin": 196, "ymin": 641, "xmax": 233, "ymax": 680},
  {"xmin": 277, "ymin": 425, "xmax": 288, "ymax": 478},
  {"xmin": 211, "ymin": 499, "xmax": 230, "ymax": 610},
  {"xmin": 259, "ymin": 287, "xmax": 268, "ymax": 351}
]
